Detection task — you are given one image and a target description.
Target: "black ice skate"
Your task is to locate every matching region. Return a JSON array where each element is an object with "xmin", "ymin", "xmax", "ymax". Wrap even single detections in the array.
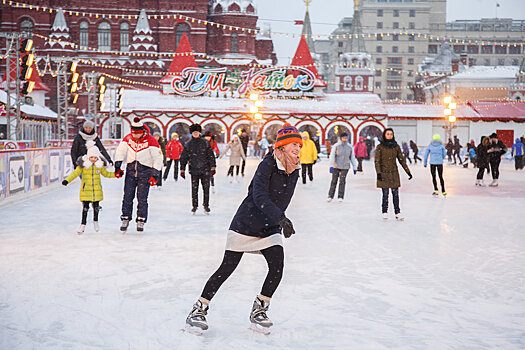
[
  {"xmin": 136, "ymin": 217, "xmax": 146, "ymax": 232},
  {"xmin": 191, "ymin": 207, "xmax": 198, "ymax": 215},
  {"xmin": 203, "ymin": 206, "xmax": 210, "ymax": 215},
  {"xmin": 120, "ymin": 216, "xmax": 130, "ymax": 232},
  {"xmin": 185, "ymin": 300, "xmax": 209, "ymax": 334},
  {"xmin": 249, "ymin": 296, "xmax": 272, "ymax": 334}
]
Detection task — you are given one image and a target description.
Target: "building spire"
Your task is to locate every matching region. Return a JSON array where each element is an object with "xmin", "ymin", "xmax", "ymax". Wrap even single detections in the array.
[
  {"xmin": 345, "ymin": 0, "xmax": 365, "ymax": 52},
  {"xmin": 301, "ymin": 0, "xmax": 316, "ymax": 53}
]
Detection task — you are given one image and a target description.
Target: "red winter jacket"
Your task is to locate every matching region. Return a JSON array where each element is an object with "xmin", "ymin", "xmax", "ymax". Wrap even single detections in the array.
[
  {"xmin": 166, "ymin": 139, "xmax": 184, "ymax": 160},
  {"xmin": 354, "ymin": 140, "xmax": 368, "ymax": 158}
]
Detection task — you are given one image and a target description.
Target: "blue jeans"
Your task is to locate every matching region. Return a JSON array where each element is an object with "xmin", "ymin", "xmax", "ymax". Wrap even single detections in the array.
[
  {"xmin": 122, "ymin": 171, "xmax": 151, "ymax": 221},
  {"xmin": 382, "ymin": 188, "xmax": 400, "ymax": 214}
]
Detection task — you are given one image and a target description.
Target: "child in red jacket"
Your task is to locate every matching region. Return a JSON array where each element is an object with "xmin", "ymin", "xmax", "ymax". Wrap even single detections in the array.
[{"xmin": 164, "ymin": 133, "xmax": 184, "ymax": 181}]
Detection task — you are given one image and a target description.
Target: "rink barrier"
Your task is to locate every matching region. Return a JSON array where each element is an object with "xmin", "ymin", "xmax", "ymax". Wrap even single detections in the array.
[{"xmin": 0, "ymin": 144, "xmax": 117, "ymax": 204}]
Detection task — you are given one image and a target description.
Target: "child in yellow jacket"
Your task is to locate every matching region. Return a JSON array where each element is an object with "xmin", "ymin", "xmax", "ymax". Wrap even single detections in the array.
[{"xmin": 62, "ymin": 142, "xmax": 115, "ymax": 234}]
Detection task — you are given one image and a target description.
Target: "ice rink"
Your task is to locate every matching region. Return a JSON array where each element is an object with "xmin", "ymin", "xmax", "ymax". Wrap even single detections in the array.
[{"xmin": 1, "ymin": 157, "xmax": 524, "ymax": 349}]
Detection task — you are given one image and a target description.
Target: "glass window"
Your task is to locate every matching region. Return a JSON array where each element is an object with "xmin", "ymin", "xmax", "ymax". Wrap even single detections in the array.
[
  {"xmin": 408, "ymin": 58, "xmax": 414, "ymax": 65},
  {"xmin": 428, "ymin": 45, "xmax": 438, "ymax": 54},
  {"xmin": 376, "ymin": 57, "xmax": 382, "ymax": 64},
  {"xmin": 355, "ymin": 76, "xmax": 364, "ymax": 90},
  {"xmin": 20, "ymin": 19, "xmax": 33, "ymax": 34},
  {"xmin": 393, "ymin": 22, "xmax": 399, "ymax": 29},
  {"xmin": 468, "ymin": 45, "xmax": 479, "ymax": 54},
  {"xmin": 376, "ymin": 46, "xmax": 383, "ymax": 53},
  {"xmin": 388, "ymin": 57, "xmax": 402, "ymax": 64},
  {"xmin": 120, "ymin": 22, "xmax": 129, "ymax": 51},
  {"xmin": 409, "ymin": 22, "xmax": 415, "ymax": 29},
  {"xmin": 495, "ymin": 45, "xmax": 506, "ymax": 54},
  {"xmin": 80, "ymin": 21, "xmax": 89, "ymax": 48},
  {"xmin": 176, "ymin": 23, "xmax": 191, "ymax": 48},
  {"xmin": 409, "ymin": 9, "xmax": 416, "ymax": 17},
  {"xmin": 408, "ymin": 46, "xmax": 415, "ymax": 53},
  {"xmin": 498, "ymin": 58, "xmax": 505, "ymax": 66},
  {"xmin": 338, "ymin": 41, "xmax": 344, "ymax": 47},
  {"xmin": 98, "ymin": 22, "xmax": 111, "ymax": 51},
  {"xmin": 509, "ymin": 46, "xmax": 521, "ymax": 54},
  {"xmin": 392, "ymin": 46, "xmax": 398, "ymax": 53},
  {"xmin": 375, "ymin": 81, "xmax": 382, "ymax": 89},
  {"xmin": 481, "ymin": 45, "xmax": 493, "ymax": 54},
  {"xmin": 377, "ymin": 9, "xmax": 383, "ymax": 17},
  {"xmin": 377, "ymin": 22, "xmax": 383, "ymax": 29},
  {"xmin": 393, "ymin": 9, "xmax": 399, "ymax": 17},
  {"xmin": 231, "ymin": 32, "xmax": 238, "ymax": 53},
  {"xmin": 343, "ymin": 76, "xmax": 352, "ymax": 90}
]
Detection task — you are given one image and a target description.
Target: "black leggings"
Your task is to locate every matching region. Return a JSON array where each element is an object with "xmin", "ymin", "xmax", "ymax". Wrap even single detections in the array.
[
  {"xmin": 430, "ymin": 164, "xmax": 445, "ymax": 192},
  {"xmin": 82, "ymin": 201, "xmax": 100, "ymax": 224},
  {"xmin": 201, "ymin": 245, "xmax": 284, "ymax": 301},
  {"xmin": 227, "ymin": 165, "xmax": 240, "ymax": 176}
]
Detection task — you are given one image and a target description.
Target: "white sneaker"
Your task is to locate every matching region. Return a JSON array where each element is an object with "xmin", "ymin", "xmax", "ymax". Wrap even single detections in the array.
[
  {"xmin": 395, "ymin": 213, "xmax": 404, "ymax": 221},
  {"xmin": 338, "ymin": 198, "xmax": 343, "ymax": 203},
  {"xmin": 489, "ymin": 179, "xmax": 498, "ymax": 187},
  {"xmin": 382, "ymin": 213, "xmax": 388, "ymax": 220},
  {"xmin": 327, "ymin": 197, "xmax": 333, "ymax": 202},
  {"xmin": 77, "ymin": 224, "xmax": 86, "ymax": 234},
  {"xmin": 94, "ymin": 221, "xmax": 99, "ymax": 232}
]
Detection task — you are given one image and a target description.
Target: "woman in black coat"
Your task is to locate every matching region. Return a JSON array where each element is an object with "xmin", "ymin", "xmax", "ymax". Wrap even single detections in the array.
[
  {"xmin": 71, "ymin": 120, "xmax": 112, "ymax": 165},
  {"xmin": 185, "ymin": 124, "xmax": 303, "ymax": 334},
  {"xmin": 475, "ymin": 136, "xmax": 490, "ymax": 186}
]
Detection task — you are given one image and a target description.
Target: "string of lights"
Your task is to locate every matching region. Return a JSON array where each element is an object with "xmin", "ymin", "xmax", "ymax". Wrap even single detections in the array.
[{"xmin": 5, "ymin": 0, "xmax": 525, "ymax": 47}]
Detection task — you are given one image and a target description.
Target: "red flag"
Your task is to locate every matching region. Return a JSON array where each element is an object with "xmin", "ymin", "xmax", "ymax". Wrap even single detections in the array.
[{"xmin": 294, "ymin": 20, "xmax": 304, "ymax": 25}]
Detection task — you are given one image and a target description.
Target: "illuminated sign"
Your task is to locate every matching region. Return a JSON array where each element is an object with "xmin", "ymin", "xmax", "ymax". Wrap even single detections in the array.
[{"xmin": 168, "ymin": 67, "xmax": 317, "ymax": 97}]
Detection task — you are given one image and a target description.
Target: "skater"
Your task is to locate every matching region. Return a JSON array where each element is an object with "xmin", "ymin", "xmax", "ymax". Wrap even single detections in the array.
[
  {"xmin": 180, "ymin": 124, "xmax": 216, "ymax": 214},
  {"xmin": 70, "ymin": 120, "xmax": 112, "ymax": 166},
  {"xmin": 220, "ymin": 135, "xmax": 246, "ymax": 183},
  {"xmin": 446, "ymin": 138, "xmax": 454, "ymax": 162},
  {"xmin": 260, "ymin": 135, "xmax": 269, "ymax": 158},
  {"xmin": 453, "ymin": 136, "xmax": 463, "ymax": 165},
  {"xmin": 511, "ymin": 138, "xmax": 524, "ymax": 170},
  {"xmin": 402, "ymin": 142, "xmax": 412, "ymax": 164},
  {"xmin": 114, "ymin": 118, "xmax": 164, "ymax": 232},
  {"xmin": 204, "ymin": 131, "xmax": 220, "ymax": 192},
  {"xmin": 410, "ymin": 140, "xmax": 422, "ymax": 163},
  {"xmin": 327, "ymin": 132, "xmax": 357, "ymax": 202},
  {"xmin": 185, "ymin": 124, "xmax": 303, "ymax": 333},
  {"xmin": 253, "ymin": 136, "xmax": 262, "ymax": 158},
  {"xmin": 163, "ymin": 133, "xmax": 184, "ymax": 181},
  {"xmin": 487, "ymin": 133, "xmax": 507, "ymax": 187},
  {"xmin": 299, "ymin": 131, "xmax": 318, "ymax": 184},
  {"xmin": 475, "ymin": 136, "xmax": 490, "ymax": 186},
  {"xmin": 239, "ymin": 129, "xmax": 250, "ymax": 176},
  {"xmin": 153, "ymin": 132, "xmax": 167, "ymax": 188},
  {"xmin": 463, "ymin": 143, "xmax": 477, "ymax": 168},
  {"xmin": 375, "ymin": 128, "xmax": 412, "ymax": 220},
  {"xmin": 423, "ymin": 134, "xmax": 447, "ymax": 196},
  {"xmin": 62, "ymin": 141, "xmax": 115, "ymax": 234},
  {"xmin": 354, "ymin": 137, "xmax": 368, "ymax": 173}
]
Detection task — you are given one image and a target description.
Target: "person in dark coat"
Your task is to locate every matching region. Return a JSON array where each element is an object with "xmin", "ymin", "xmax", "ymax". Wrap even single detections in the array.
[
  {"xmin": 475, "ymin": 136, "xmax": 490, "ymax": 186},
  {"xmin": 375, "ymin": 128, "xmax": 412, "ymax": 220},
  {"xmin": 185, "ymin": 124, "xmax": 303, "ymax": 333},
  {"xmin": 70, "ymin": 120, "xmax": 112, "ymax": 166},
  {"xmin": 180, "ymin": 124, "xmax": 216, "ymax": 214},
  {"xmin": 239, "ymin": 129, "xmax": 250, "ymax": 177},
  {"xmin": 153, "ymin": 132, "xmax": 167, "ymax": 188},
  {"xmin": 402, "ymin": 142, "xmax": 412, "ymax": 164},
  {"xmin": 487, "ymin": 133, "xmax": 507, "ymax": 187},
  {"xmin": 409, "ymin": 140, "xmax": 421, "ymax": 163},
  {"xmin": 453, "ymin": 135, "xmax": 463, "ymax": 165},
  {"xmin": 445, "ymin": 138, "xmax": 454, "ymax": 162}
]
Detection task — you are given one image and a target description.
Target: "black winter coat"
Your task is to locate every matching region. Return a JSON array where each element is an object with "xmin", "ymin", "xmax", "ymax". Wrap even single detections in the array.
[
  {"xmin": 239, "ymin": 134, "xmax": 250, "ymax": 154},
  {"xmin": 488, "ymin": 140, "xmax": 507, "ymax": 161},
  {"xmin": 229, "ymin": 152, "xmax": 299, "ymax": 238},
  {"xmin": 179, "ymin": 137, "xmax": 216, "ymax": 175},
  {"xmin": 476, "ymin": 143, "xmax": 490, "ymax": 168},
  {"xmin": 71, "ymin": 129, "xmax": 112, "ymax": 165}
]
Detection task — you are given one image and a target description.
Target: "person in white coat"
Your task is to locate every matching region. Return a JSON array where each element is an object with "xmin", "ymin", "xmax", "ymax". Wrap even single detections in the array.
[{"xmin": 220, "ymin": 135, "xmax": 246, "ymax": 182}]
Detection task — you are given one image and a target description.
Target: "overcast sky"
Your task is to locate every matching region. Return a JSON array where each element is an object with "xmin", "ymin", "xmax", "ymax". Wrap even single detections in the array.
[{"xmin": 256, "ymin": 0, "xmax": 525, "ymax": 64}]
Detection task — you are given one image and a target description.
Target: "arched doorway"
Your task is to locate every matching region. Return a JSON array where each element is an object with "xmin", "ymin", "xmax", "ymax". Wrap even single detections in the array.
[
  {"xmin": 231, "ymin": 122, "xmax": 251, "ymax": 141},
  {"xmin": 144, "ymin": 121, "xmax": 161, "ymax": 136},
  {"xmin": 326, "ymin": 123, "xmax": 352, "ymax": 145},
  {"xmin": 202, "ymin": 122, "xmax": 226, "ymax": 143},
  {"xmin": 167, "ymin": 122, "xmax": 191, "ymax": 145},
  {"xmin": 359, "ymin": 124, "xmax": 383, "ymax": 159}
]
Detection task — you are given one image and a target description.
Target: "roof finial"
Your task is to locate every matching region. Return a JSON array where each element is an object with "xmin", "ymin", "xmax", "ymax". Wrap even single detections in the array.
[{"xmin": 304, "ymin": 0, "xmax": 312, "ymax": 11}]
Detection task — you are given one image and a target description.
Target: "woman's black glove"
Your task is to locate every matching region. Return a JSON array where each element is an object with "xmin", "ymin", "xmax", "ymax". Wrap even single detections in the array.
[
  {"xmin": 279, "ymin": 217, "xmax": 295, "ymax": 238},
  {"xmin": 62, "ymin": 180, "xmax": 68, "ymax": 186},
  {"xmin": 377, "ymin": 173, "xmax": 382, "ymax": 181}
]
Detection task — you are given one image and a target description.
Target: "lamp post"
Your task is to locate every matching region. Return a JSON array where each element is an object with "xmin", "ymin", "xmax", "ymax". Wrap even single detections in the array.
[
  {"xmin": 249, "ymin": 93, "xmax": 263, "ymax": 140},
  {"xmin": 443, "ymin": 95, "xmax": 457, "ymax": 141}
]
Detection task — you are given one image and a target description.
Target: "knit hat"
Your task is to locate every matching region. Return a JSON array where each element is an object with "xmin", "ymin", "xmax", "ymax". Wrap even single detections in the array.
[
  {"xmin": 83, "ymin": 120, "xmax": 95, "ymax": 130},
  {"xmin": 171, "ymin": 133, "xmax": 178, "ymax": 139},
  {"xmin": 274, "ymin": 124, "xmax": 303, "ymax": 148},
  {"xmin": 131, "ymin": 117, "xmax": 145, "ymax": 132},
  {"xmin": 490, "ymin": 133, "xmax": 498, "ymax": 139},
  {"xmin": 433, "ymin": 134, "xmax": 441, "ymax": 141},
  {"xmin": 86, "ymin": 141, "xmax": 101, "ymax": 158},
  {"xmin": 189, "ymin": 124, "xmax": 202, "ymax": 133}
]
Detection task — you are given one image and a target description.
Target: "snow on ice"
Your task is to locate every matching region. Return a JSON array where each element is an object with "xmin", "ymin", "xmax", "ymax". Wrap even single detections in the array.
[{"xmin": 0, "ymin": 158, "xmax": 524, "ymax": 349}]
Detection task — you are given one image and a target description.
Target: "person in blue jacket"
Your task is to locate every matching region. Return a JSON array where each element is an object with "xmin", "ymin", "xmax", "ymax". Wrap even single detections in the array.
[
  {"xmin": 185, "ymin": 124, "xmax": 303, "ymax": 334},
  {"xmin": 511, "ymin": 138, "xmax": 524, "ymax": 170},
  {"xmin": 423, "ymin": 134, "xmax": 447, "ymax": 196}
]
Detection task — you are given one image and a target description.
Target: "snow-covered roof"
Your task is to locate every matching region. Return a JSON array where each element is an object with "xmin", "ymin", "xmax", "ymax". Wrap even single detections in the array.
[
  {"xmin": 134, "ymin": 9, "xmax": 152, "ymax": 35},
  {"xmin": 111, "ymin": 90, "xmax": 386, "ymax": 116},
  {"xmin": 0, "ymin": 90, "xmax": 57, "ymax": 119},
  {"xmin": 385, "ymin": 103, "xmax": 480, "ymax": 119},
  {"xmin": 449, "ymin": 66, "xmax": 519, "ymax": 81},
  {"xmin": 51, "ymin": 9, "xmax": 69, "ymax": 32}
]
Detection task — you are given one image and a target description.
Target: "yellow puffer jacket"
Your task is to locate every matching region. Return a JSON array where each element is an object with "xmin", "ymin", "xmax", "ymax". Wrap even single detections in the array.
[
  {"xmin": 299, "ymin": 131, "xmax": 318, "ymax": 164},
  {"xmin": 65, "ymin": 159, "xmax": 115, "ymax": 202}
]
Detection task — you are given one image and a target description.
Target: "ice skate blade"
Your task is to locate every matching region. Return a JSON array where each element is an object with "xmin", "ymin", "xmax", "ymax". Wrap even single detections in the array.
[
  {"xmin": 183, "ymin": 324, "xmax": 206, "ymax": 336},
  {"xmin": 250, "ymin": 323, "xmax": 271, "ymax": 335}
]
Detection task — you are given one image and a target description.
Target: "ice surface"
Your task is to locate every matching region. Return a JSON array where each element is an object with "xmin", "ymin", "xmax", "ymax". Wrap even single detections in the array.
[{"xmin": 1, "ymin": 158, "xmax": 524, "ymax": 349}]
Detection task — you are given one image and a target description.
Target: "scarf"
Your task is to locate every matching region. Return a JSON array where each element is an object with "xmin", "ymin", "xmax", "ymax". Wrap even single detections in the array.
[
  {"xmin": 79, "ymin": 129, "xmax": 97, "ymax": 142},
  {"xmin": 273, "ymin": 147, "xmax": 300, "ymax": 175},
  {"xmin": 382, "ymin": 139, "xmax": 398, "ymax": 149}
]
